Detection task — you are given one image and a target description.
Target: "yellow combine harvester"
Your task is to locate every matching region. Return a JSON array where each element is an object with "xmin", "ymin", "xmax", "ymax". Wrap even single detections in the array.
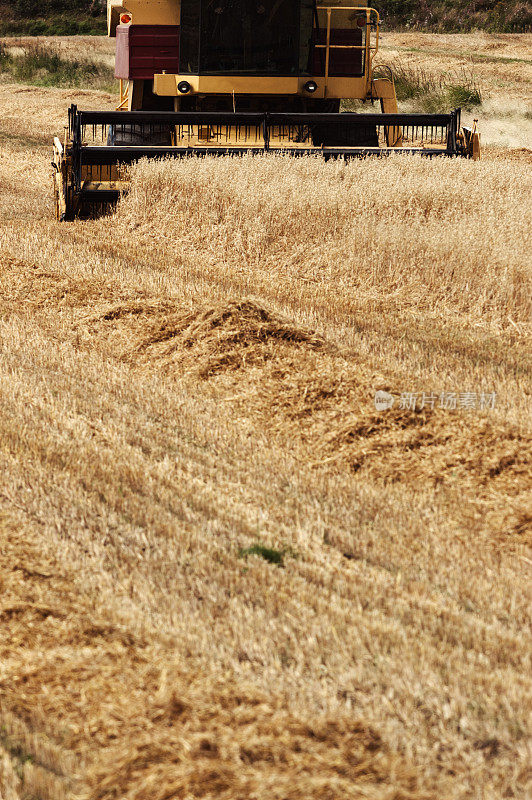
[{"xmin": 53, "ymin": 0, "xmax": 480, "ymax": 219}]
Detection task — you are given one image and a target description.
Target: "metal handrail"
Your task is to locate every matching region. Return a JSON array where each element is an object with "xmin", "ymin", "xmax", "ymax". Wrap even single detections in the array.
[
  {"xmin": 315, "ymin": 5, "xmax": 380, "ymax": 93},
  {"xmin": 116, "ymin": 78, "xmax": 129, "ymax": 111}
]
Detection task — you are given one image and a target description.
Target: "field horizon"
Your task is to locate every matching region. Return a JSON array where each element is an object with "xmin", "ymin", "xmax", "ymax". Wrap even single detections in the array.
[{"xmin": 0, "ymin": 0, "xmax": 529, "ymax": 35}]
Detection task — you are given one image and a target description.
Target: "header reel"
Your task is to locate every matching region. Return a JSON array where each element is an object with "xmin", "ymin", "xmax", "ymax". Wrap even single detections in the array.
[{"xmin": 53, "ymin": 105, "xmax": 479, "ymax": 221}]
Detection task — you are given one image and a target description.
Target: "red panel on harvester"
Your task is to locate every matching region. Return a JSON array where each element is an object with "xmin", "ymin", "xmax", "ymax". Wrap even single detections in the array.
[{"xmin": 115, "ymin": 25, "xmax": 180, "ymax": 80}]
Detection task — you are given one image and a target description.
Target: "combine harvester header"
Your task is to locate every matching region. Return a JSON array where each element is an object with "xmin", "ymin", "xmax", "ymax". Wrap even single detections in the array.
[{"xmin": 53, "ymin": 0, "xmax": 481, "ymax": 220}]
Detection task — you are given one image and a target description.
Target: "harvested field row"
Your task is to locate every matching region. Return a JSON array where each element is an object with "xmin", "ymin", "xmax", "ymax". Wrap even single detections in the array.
[
  {"xmin": 2, "ymin": 514, "xmax": 430, "ymax": 800},
  {"xmin": 86, "ymin": 297, "xmax": 531, "ymax": 518},
  {"xmin": 0, "ymin": 264, "xmax": 530, "ymax": 800},
  {"xmin": 2, "ymin": 257, "xmax": 530, "ymax": 535}
]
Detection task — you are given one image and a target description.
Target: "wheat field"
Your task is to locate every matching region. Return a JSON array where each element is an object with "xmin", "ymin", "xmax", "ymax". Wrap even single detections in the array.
[{"xmin": 0, "ymin": 39, "xmax": 531, "ymax": 800}]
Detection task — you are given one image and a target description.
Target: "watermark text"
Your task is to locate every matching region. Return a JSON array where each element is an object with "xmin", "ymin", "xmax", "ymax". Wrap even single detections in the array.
[{"xmin": 374, "ymin": 390, "xmax": 496, "ymax": 412}]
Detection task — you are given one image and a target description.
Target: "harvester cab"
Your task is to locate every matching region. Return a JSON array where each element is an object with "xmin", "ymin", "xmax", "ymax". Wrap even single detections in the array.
[{"xmin": 52, "ymin": 0, "xmax": 481, "ymax": 220}]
